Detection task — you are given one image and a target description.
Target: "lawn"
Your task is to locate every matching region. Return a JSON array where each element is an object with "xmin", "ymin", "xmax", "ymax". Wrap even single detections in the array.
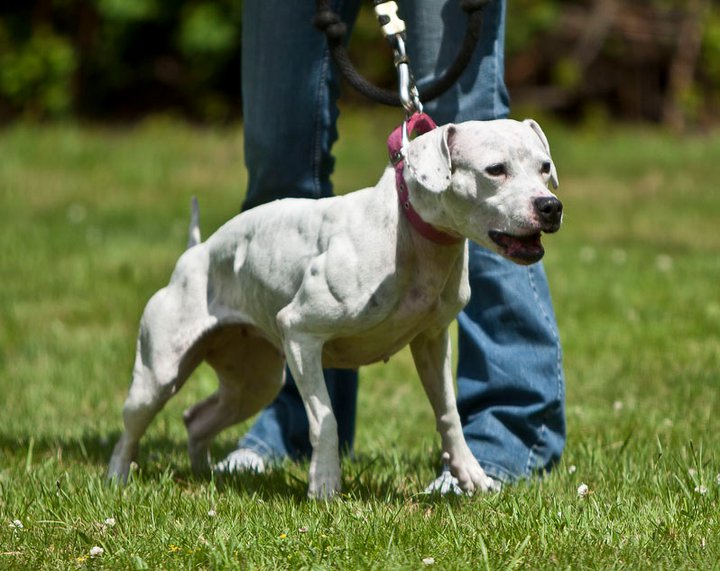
[{"xmin": 1, "ymin": 109, "xmax": 719, "ymax": 569}]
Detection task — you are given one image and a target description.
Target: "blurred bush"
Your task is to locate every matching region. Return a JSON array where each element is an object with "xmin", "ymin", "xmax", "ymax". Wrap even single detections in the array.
[
  {"xmin": 0, "ymin": 18, "xmax": 76, "ymax": 118},
  {"xmin": 0, "ymin": 0, "xmax": 241, "ymax": 122},
  {"xmin": 505, "ymin": 0, "xmax": 719, "ymax": 129},
  {"xmin": 0, "ymin": 0, "xmax": 718, "ymax": 128}
]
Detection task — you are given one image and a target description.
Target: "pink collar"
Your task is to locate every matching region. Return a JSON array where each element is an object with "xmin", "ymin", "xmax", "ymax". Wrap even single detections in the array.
[{"xmin": 387, "ymin": 113, "xmax": 463, "ymax": 246}]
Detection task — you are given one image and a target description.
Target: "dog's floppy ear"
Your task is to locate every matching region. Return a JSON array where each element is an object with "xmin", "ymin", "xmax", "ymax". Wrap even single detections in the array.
[
  {"xmin": 524, "ymin": 119, "xmax": 559, "ymax": 189},
  {"xmin": 405, "ymin": 125, "xmax": 454, "ymax": 194}
]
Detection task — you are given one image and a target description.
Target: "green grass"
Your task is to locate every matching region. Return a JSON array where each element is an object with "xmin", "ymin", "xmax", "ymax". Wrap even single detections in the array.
[{"xmin": 1, "ymin": 110, "xmax": 719, "ymax": 569}]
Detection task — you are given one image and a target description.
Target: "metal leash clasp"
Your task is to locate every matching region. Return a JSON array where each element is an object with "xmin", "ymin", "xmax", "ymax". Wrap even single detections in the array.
[
  {"xmin": 394, "ymin": 35, "xmax": 423, "ymax": 117},
  {"xmin": 373, "ymin": 0, "xmax": 423, "ymax": 118}
]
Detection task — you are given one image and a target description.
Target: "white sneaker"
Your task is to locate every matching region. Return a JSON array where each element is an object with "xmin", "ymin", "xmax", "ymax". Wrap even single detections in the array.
[
  {"xmin": 424, "ymin": 469, "xmax": 502, "ymax": 495},
  {"xmin": 214, "ymin": 448, "xmax": 266, "ymax": 474}
]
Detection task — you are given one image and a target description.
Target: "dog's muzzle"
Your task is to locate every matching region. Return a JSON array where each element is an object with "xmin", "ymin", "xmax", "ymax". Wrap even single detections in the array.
[{"xmin": 488, "ymin": 197, "xmax": 563, "ymax": 265}]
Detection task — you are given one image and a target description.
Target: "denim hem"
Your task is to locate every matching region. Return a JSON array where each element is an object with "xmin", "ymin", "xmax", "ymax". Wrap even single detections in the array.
[
  {"xmin": 525, "ymin": 423, "xmax": 546, "ymax": 476},
  {"xmin": 238, "ymin": 429, "xmax": 356, "ymax": 463},
  {"xmin": 476, "ymin": 459, "xmax": 518, "ymax": 484},
  {"xmin": 479, "ymin": 458, "xmax": 554, "ymax": 485},
  {"xmin": 237, "ymin": 433, "xmax": 282, "ymax": 462}
]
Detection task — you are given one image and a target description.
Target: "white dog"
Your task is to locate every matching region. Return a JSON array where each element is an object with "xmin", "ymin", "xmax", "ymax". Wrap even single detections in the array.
[{"xmin": 107, "ymin": 118, "xmax": 562, "ymax": 499}]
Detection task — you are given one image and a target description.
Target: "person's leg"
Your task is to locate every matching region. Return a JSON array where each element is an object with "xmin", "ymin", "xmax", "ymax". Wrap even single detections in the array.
[
  {"xmin": 401, "ymin": 0, "xmax": 509, "ymax": 124},
  {"xmin": 403, "ymin": 0, "xmax": 565, "ymax": 485},
  {"xmin": 456, "ymin": 245, "xmax": 565, "ymax": 482},
  {"xmin": 218, "ymin": 0, "xmax": 361, "ymax": 470},
  {"xmin": 241, "ymin": 1, "xmax": 338, "ymax": 209}
]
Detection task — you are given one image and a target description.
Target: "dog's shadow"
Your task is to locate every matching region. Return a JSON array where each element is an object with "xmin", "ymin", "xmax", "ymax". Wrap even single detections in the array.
[
  {"xmin": 212, "ymin": 453, "xmax": 415, "ymax": 502},
  {"xmin": 0, "ymin": 429, "xmax": 305, "ymax": 499},
  {"xmin": 0, "ymin": 430, "xmax": 123, "ymax": 465},
  {"xmin": 0, "ymin": 431, "xmax": 443, "ymax": 502}
]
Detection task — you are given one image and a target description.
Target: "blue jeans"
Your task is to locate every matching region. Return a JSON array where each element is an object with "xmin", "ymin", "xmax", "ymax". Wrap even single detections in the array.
[{"xmin": 238, "ymin": 0, "xmax": 565, "ymax": 481}]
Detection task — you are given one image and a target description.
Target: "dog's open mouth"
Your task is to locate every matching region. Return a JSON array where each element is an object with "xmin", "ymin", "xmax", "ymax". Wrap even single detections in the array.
[{"xmin": 488, "ymin": 230, "xmax": 544, "ymax": 265}]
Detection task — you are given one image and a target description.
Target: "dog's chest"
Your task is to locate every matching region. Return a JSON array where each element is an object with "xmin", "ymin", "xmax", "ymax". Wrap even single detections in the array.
[{"xmin": 321, "ymin": 285, "xmax": 457, "ymax": 368}]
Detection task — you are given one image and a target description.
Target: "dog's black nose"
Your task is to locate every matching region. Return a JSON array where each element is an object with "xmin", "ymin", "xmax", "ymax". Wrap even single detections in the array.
[{"xmin": 534, "ymin": 196, "xmax": 563, "ymax": 230}]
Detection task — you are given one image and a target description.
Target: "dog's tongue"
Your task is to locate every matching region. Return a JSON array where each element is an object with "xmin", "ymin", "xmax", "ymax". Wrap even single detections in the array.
[
  {"xmin": 506, "ymin": 233, "xmax": 542, "ymax": 258},
  {"xmin": 490, "ymin": 231, "xmax": 544, "ymax": 264}
]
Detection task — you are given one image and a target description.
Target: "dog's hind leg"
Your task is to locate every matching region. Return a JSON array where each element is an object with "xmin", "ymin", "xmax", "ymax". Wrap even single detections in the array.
[
  {"xmin": 108, "ymin": 355, "xmax": 188, "ymax": 483},
  {"xmin": 183, "ymin": 327, "xmax": 285, "ymax": 475},
  {"xmin": 108, "ymin": 305, "xmax": 207, "ymax": 483},
  {"xmin": 108, "ymin": 238, "xmax": 214, "ymax": 483}
]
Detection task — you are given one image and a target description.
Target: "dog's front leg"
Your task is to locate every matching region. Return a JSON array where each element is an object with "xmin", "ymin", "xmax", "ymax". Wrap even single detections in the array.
[
  {"xmin": 283, "ymin": 333, "xmax": 341, "ymax": 500},
  {"xmin": 410, "ymin": 330, "xmax": 496, "ymax": 493}
]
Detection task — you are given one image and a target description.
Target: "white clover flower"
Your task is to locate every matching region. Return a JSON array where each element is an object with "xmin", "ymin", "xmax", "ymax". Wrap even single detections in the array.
[
  {"xmin": 298, "ymin": 526, "xmax": 309, "ymax": 534},
  {"xmin": 66, "ymin": 203, "xmax": 87, "ymax": 224},
  {"xmin": 422, "ymin": 557, "xmax": 436, "ymax": 566},
  {"xmin": 89, "ymin": 546, "xmax": 104, "ymax": 557},
  {"xmin": 655, "ymin": 255, "xmax": 673, "ymax": 272},
  {"xmin": 613, "ymin": 400, "xmax": 624, "ymax": 412},
  {"xmin": 610, "ymin": 249, "xmax": 627, "ymax": 265},
  {"xmin": 9, "ymin": 519, "xmax": 23, "ymax": 529},
  {"xmin": 695, "ymin": 485, "xmax": 708, "ymax": 495},
  {"xmin": 104, "ymin": 517, "xmax": 116, "ymax": 527},
  {"xmin": 705, "ymin": 302, "xmax": 720, "ymax": 319},
  {"xmin": 577, "ymin": 483, "xmax": 590, "ymax": 498},
  {"xmin": 579, "ymin": 246, "xmax": 596, "ymax": 263},
  {"xmin": 207, "ymin": 509, "xmax": 217, "ymax": 517},
  {"xmin": 568, "ymin": 465, "xmax": 577, "ymax": 474},
  {"xmin": 86, "ymin": 227, "xmax": 103, "ymax": 246},
  {"xmin": 688, "ymin": 468, "xmax": 698, "ymax": 477}
]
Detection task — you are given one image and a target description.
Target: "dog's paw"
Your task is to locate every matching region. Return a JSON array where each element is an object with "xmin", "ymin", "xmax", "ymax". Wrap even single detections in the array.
[
  {"xmin": 443, "ymin": 451, "xmax": 499, "ymax": 494},
  {"xmin": 107, "ymin": 438, "xmax": 137, "ymax": 485},
  {"xmin": 307, "ymin": 462, "xmax": 341, "ymax": 500},
  {"xmin": 425, "ymin": 469, "xmax": 501, "ymax": 496},
  {"xmin": 307, "ymin": 480, "xmax": 341, "ymax": 500},
  {"xmin": 107, "ymin": 457, "xmax": 134, "ymax": 485},
  {"xmin": 188, "ymin": 441, "xmax": 212, "ymax": 477}
]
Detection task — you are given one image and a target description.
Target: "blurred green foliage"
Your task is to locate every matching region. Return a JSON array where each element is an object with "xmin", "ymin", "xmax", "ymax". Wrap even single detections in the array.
[
  {"xmin": 0, "ymin": 24, "xmax": 75, "ymax": 118},
  {"xmin": 504, "ymin": 0, "xmax": 561, "ymax": 56},
  {"xmin": 0, "ymin": 0, "xmax": 718, "ymax": 125},
  {"xmin": 0, "ymin": 0, "xmax": 242, "ymax": 121},
  {"xmin": 702, "ymin": 12, "xmax": 720, "ymax": 81}
]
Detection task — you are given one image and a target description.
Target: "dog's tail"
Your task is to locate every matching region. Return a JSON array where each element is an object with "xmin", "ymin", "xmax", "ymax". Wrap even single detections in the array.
[{"xmin": 187, "ymin": 196, "xmax": 201, "ymax": 249}]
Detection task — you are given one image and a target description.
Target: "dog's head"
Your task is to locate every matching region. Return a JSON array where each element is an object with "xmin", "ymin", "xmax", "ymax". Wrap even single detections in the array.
[{"xmin": 404, "ymin": 119, "xmax": 562, "ymax": 265}]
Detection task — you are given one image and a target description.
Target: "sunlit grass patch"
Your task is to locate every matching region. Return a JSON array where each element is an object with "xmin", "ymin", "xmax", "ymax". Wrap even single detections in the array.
[{"xmin": 1, "ymin": 113, "xmax": 719, "ymax": 568}]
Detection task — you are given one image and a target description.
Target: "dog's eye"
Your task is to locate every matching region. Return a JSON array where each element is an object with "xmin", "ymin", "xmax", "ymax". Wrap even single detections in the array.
[
  {"xmin": 485, "ymin": 163, "xmax": 507, "ymax": 177},
  {"xmin": 541, "ymin": 161, "xmax": 552, "ymax": 174}
]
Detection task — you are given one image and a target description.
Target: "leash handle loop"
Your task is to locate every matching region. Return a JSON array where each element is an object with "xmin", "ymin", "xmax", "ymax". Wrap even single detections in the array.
[{"xmin": 315, "ymin": 0, "xmax": 486, "ymax": 107}]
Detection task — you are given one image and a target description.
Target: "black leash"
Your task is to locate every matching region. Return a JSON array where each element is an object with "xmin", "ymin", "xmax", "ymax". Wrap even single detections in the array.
[{"xmin": 314, "ymin": 0, "xmax": 490, "ymax": 109}]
